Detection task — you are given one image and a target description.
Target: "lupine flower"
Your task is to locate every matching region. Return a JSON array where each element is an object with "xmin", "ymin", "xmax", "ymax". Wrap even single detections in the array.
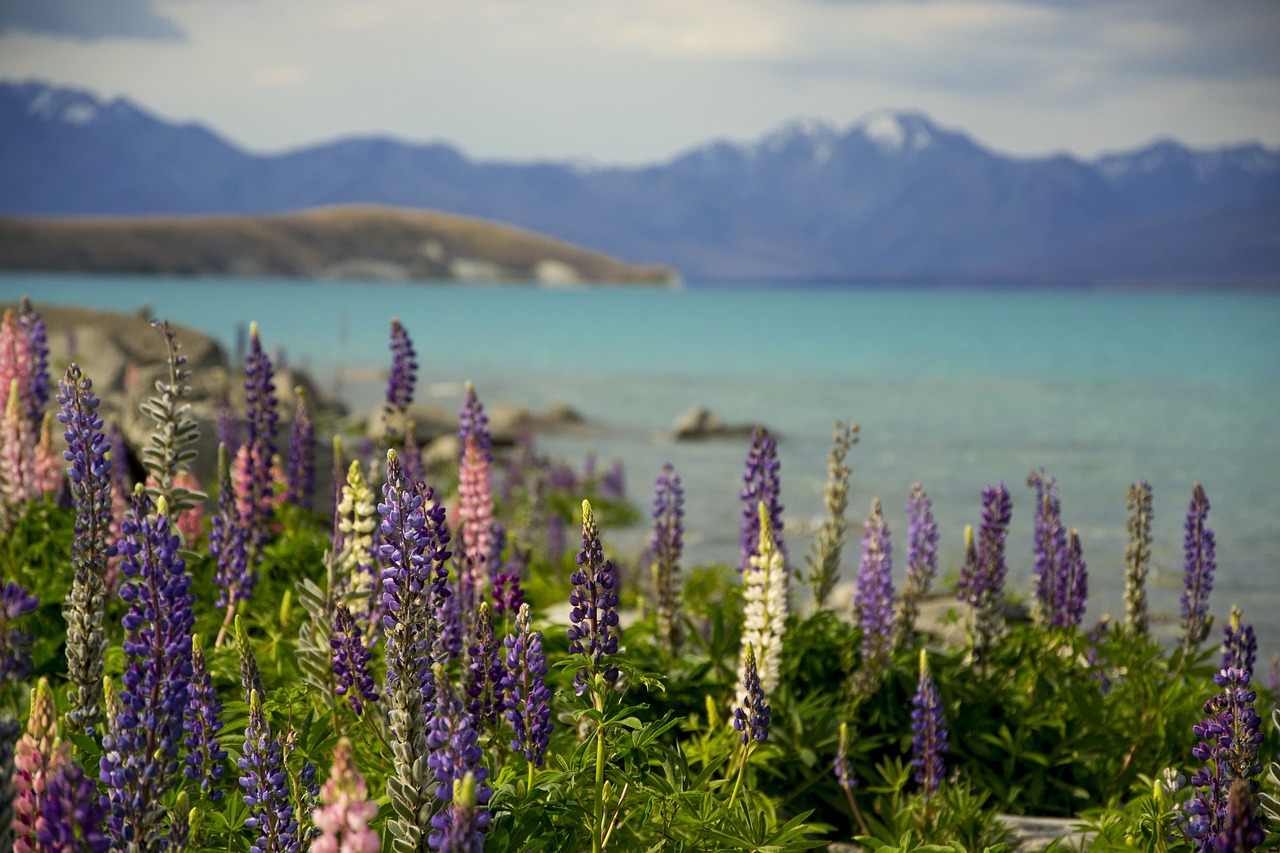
[
  {"xmin": 0, "ymin": 309, "xmax": 32, "ymax": 423},
  {"xmin": 493, "ymin": 533, "xmax": 526, "ymax": 617},
  {"xmin": 239, "ymin": 691, "xmax": 300, "ymax": 853},
  {"xmin": 12, "ymin": 678, "xmax": 62, "ymax": 853},
  {"xmin": 57, "ymin": 364, "xmax": 116, "ymax": 733},
  {"xmin": 739, "ymin": 426, "xmax": 787, "ymax": 576},
  {"xmin": 310, "ymin": 739, "xmax": 379, "ymax": 853},
  {"xmin": 1222, "ymin": 607, "xmax": 1258, "ymax": 675},
  {"xmin": 896, "ymin": 482, "xmax": 938, "ymax": 648},
  {"xmin": 739, "ymin": 501, "xmax": 788, "ymax": 699},
  {"xmin": 100, "ymin": 492, "xmax": 196, "ymax": 850},
  {"xmin": 185, "ymin": 634, "xmax": 228, "ymax": 801},
  {"xmin": 956, "ymin": 484, "xmax": 1013, "ymax": 662},
  {"xmin": 235, "ymin": 614, "xmax": 267, "ymax": 706},
  {"xmin": 1, "ymin": 378, "xmax": 37, "ymax": 530},
  {"xmin": 852, "ymin": 498, "xmax": 895, "ymax": 681},
  {"xmin": 466, "ymin": 603, "xmax": 505, "ymax": 735},
  {"xmin": 1182, "ymin": 482, "xmax": 1217, "ymax": 651},
  {"xmin": 1124, "ymin": 479, "xmax": 1154, "ymax": 635},
  {"xmin": 1055, "ymin": 529, "xmax": 1088, "ymax": 629},
  {"xmin": 216, "ymin": 386, "xmax": 240, "ymax": 458},
  {"xmin": 911, "ymin": 649, "xmax": 948, "ymax": 800},
  {"xmin": 285, "ymin": 386, "xmax": 316, "ymax": 511},
  {"xmin": 32, "ymin": 413, "xmax": 62, "ymax": 496},
  {"xmin": 568, "ymin": 500, "xmax": 620, "ymax": 696},
  {"xmin": 212, "ymin": 443, "xmax": 254, "ymax": 608},
  {"xmin": 0, "ymin": 715, "xmax": 16, "ymax": 853},
  {"xmin": 1189, "ymin": 660, "xmax": 1264, "ymax": 848},
  {"xmin": 1212, "ymin": 777, "xmax": 1264, "ymax": 853},
  {"xmin": 457, "ymin": 381, "xmax": 491, "ymax": 461},
  {"xmin": 402, "ymin": 421, "xmax": 426, "ymax": 490},
  {"xmin": 35, "ymin": 755, "xmax": 109, "ymax": 853},
  {"xmin": 807, "ymin": 421, "xmax": 858, "ymax": 610},
  {"xmin": 436, "ymin": 564, "xmax": 465, "ymax": 664},
  {"xmin": 833, "ymin": 721, "xmax": 857, "ymax": 792},
  {"xmin": 384, "ymin": 318, "xmax": 418, "ymax": 432},
  {"xmin": 733, "ymin": 644, "xmax": 771, "ymax": 744},
  {"xmin": 650, "ymin": 463, "xmax": 686, "ymax": 657},
  {"xmin": 1027, "ymin": 470, "xmax": 1067, "ymax": 628},
  {"xmin": 331, "ymin": 604, "xmax": 380, "ymax": 717},
  {"xmin": 332, "ymin": 460, "xmax": 377, "ymax": 614},
  {"xmin": 426, "ymin": 667, "xmax": 492, "ymax": 852},
  {"xmin": 457, "ymin": 434, "xmax": 496, "ymax": 624},
  {"xmin": 430, "ymin": 771, "xmax": 490, "ymax": 853},
  {"xmin": 243, "ymin": 322, "xmax": 280, "ymax": 556},
  {"xmin": 0, "ymin": 581, "xmax": 38, "ymax": 685},
  {"xmin": 17, "ymin": 298, "xmax": 49, "ymax": 424},
  {"xmin": 502, "ymin": 603, "xmax": 553, "ymax": 768}
]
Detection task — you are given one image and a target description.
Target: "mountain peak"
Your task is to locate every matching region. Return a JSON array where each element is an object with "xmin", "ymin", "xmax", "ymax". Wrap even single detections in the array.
[{"xmin": 853, "ymin": 110, "xmax": 937, "ymax": 154}]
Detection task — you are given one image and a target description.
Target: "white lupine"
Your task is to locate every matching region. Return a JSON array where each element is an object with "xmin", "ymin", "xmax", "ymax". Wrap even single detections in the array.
[
  {"xmin": 738, "ymin": 501, "xmax": 789, "ymax": 701},
  {"xmin": 335, "ymin": 460, "xmax": 377, "ymax": 596}
]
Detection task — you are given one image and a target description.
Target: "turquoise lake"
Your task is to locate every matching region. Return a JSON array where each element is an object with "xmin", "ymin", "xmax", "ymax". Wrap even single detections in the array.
[{"xmin": 4, "ymin": 273, "xmax": 1279, "ymax": 655}]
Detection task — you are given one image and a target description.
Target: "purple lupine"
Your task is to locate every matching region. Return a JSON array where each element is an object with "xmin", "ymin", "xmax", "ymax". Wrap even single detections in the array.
[
  {"xmin": 100, "ymin": 492, "xmax": 196, "ymax": 850},
  {"xmin": 502, "ymin": 603, "xmax": 553, "ymax": 768},
  {"xmin": 1222, "ymin": 607, "xmax": 1258, "ymax": 676},
  {"xmin": 1181, "ymin": 483, "xmax": 1217, "ymax": 651},
  {"xmin": 1188, "ymin": 663, "xmax": 1264, "ymax": 848},
  {"xmin": 57, "ymin": 364, "xmax": 117, "ymax": 733},
  {"xmin": 911, "ymin": 649, "xmax": 948, "ymax": 800},
  {"xmin": 852, "ymin": 498, "xmax": 895, "ymax": 675},
  {"xmin": 1028, "ymin": 470, "xmax": 1068, "ymax": 627},
  {"xmin": 1054, "ymin": 529, "xmax": 1088, "ymax": 629},
  {"xmin": 331, "ymin": 604, "xmax": 380, "ymax": 717},
  {"xmin": 238, "ymin": 691, "xmax": 300, "ymax": 853},
  {"xmin": 465, "ymin": 602, "xmax": 505, "ymax": 735},
  {"xmin": 739, "ymin": 426, "xmax": 787, "ymax": 576},
  {"xmin": 1211, "ymin": 777, "xmax": 1264, "ymax": 853},
  {"xmin": 243, "ymin": 322, "xmax": 279, "ymax": 556},
  {"xmin": 184, "ymin": 634, "xmax": 228, "ymax": 801},
  {"xmin": 0, "ymin": 581, "xmax": 38, "ymax": 684},
  {"xmin": 732, "ymin": 644, "xmax": 771, "ymax": 745},
  {"xmin": 215, "ymin": 390, "xmax": 240, "ymax": 458},
  {"xmin": 650, "ymin": 463, "xmax": 685, "ymax": 657},
  {"xmin": 457, "ymin": 380, "xmax": 492, "ymax": 462},
  {"xmin": 17, "ymin": 298, "xmax": 49, "ymax": 424},
  {"xmin": 385, "ymin": 318, "xmax": 418, "ymax": 426},
  {"xmin": 568, "ymin": 500, "xmax": 620, "ymax": 696},
  {"xmin": 402, "ymin": 425, "xmax": 426, "ymax": 490},
  {"xmin": 896, "ymin": 483, "xmax": 938, "ymax": 648},
  {"xmin": 491, "ymin": 522, "xmax": 525, "ymax": 615},
  {"xmin": 211, "ymin": 443, "xmax": 253, "ymax": 608},
  {"xmin": 426, "ymin": 666, "xmax": 492, "ymax": 851},
  {"xmin": 429, "ymin": 771, "xmax": 489, "ymax": 853},
  {"xmin": 833, "ymin": 721, "xmax": 857, "ymax": 792},
  {"xmin": 35, "ymin": 757, "xmax": 110, "ymax": 853},
  {"xmin": 436, "ymin": 567, "xmax": 465, "ymax": 663},
  {"xmin": 285, "ymin": 387, "xmax": 315, "ymax": 511},
  {"xmin": 955, "ymin": 484, "xmax": 1013, "ymax": 661}
]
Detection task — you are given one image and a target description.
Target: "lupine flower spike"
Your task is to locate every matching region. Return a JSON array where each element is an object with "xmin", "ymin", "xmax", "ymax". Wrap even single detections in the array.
[
  {"xmin": 35, "ymin": 755, "xmax": 109, "ymax": 853},
  {"xmin": 13, "ymin": 678, "xmax": 63, "ymax": 853},
  {"xmin": 285, "ymin": 386, "xmax": 315, "ymax": 511},
  {"xmin": 739, "ymin": 427, "xmax": 787, "ymax": 577},
  {"xmin": 1027, "ymin": 470, "xmax": 1067, "ymax": 628},
  {"xmin": 1124, "ymin": 479, "xmax": 1154, "ymax": 635},
  {"xmin": 739, "ymin": 501, "xmax": 788, "ymax": 703},
  {"xmin": 33, "ymin": 412, "xmax": 63, "ymax": 496},
  {"xmin": 242, "ymin": 321, "xmax": 280, "ymax": 560},
  {"xmin": 311, "ymin": 738, "xmax": 379, "ymax": 853},
  {"xmin": 1181, "ymin": 482, "xmax": 1216, "ymax": 652},
  {"xmin": 896, "ymin": 483, "xmax": 938, "ymax": 648},
  {"xmin": 502, "ymin": 603, "xmax": 553, "ymax": 773},
  {"xmin": 331, "ymin": 604, "xmax": 380, "ymax": 717},
  {"xmin": 426, "ymin": 665, "xmax": 492, "ymax": 852},
  {"xmin": 733, "ymin": 644, "xmax": 771, "ymax": 745},
  {"xmin": 384, "ymin": 317, "xmax": 418, "ymax": 444},
  {"xmin": 238, "ymin": 691, "xmax": 299, "ymax": 853},
  {"xmin": 57, "ymin": 364, "xmax": 116, "ymax": 733},
  {"xmin": 955, "ymin": 484, "xmax": 1012, "ymax": 664},
  {"xmin": 457, "ymin": 434, "xmax": 496, "ymax": 626},
  {"xmin": 568, "ymin": 500, "xmax": 620, "ymax": 698},
  {"xmin": 1, "ymin": 378, "xmax": 37, "ymax": 531},
  {"xmin": 184, "ymin": 634, "xmax": 228, "ymax": 801},
  {"xmin": 807, "ymin": 420, "xmax": 858, "ymax": 609},
  {"xmin": 852, "ymin": 498, "xmax": 894, "ymax": 698},
  {"xmin": 212, "ymin": 442, "xmax": 252, "ymax": 646},
  {"xmin": 466, "ymin": 602, "xmax": 505, "ymax": 736},
  {"xmin": 18, "ymin": 298, "xmax": 50, "ymax": 423},
  {"xmin": 650, "ymin": 462, "xmax": 686, "ymax": 657},
  {"xmin": 911, "ymin": 650, "xmax": 948, "ymax": 801}
]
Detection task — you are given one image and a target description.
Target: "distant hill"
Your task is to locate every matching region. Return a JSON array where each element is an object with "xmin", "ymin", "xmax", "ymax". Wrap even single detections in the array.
[
  {"xmin": 2, "ymin": 80, "xmax": 1278, "ymax": 285},
  {"xmin": 0, "ymin": 206, "xmax": 677, "ymax": 284}
]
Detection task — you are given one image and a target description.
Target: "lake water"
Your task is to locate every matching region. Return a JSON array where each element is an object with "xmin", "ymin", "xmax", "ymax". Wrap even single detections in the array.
[{"xmin": 5, "ymin": 273, "xmax": 1279, "ymax": 656}]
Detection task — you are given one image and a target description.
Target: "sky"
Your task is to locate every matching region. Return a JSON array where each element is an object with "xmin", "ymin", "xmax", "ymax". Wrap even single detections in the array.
[{"xmin": 1, "ymin": 0, "xmax": 1278, "ymax": 165}]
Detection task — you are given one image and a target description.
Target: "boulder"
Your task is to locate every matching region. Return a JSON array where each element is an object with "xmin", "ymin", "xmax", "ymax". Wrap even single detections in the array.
[{"xmin": 669, "ymin": 405, "xmax": 758, "ymax": 441}]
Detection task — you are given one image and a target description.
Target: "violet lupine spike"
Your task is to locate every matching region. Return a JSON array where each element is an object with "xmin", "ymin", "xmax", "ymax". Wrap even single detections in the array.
[
  {"xmin": 311, "ymin": 739, "xmax": 379, "ymax": 853},
  {"xmin": 457, "ymin": 434, "xmax": 496, "ymax": 624},
  {"xmin": 185, "ymin": 634, "xmax": 228, "ymax": 802},
  {"xmin": 458, "ymin": 380, "xmax": 492, "ymax": 462},
  {"xmin": 896, "ymin": 483, "xmax": 938, "ymax": 649},
  {"xmin": 852, "ymin": 498, "xmax": 895, "ymax": 680},
  {"xmin": 955, "ymin": 484, "xmax": 1013, "ymax": 663},
  {"xmin": 1222, "ymin": 607, "xmax": 1258, "ymax": 677},
  {"xmin": 238, "ymin": 691, "xmax": 300, "ymax": 853},
  {"xmin": 56, "ymin": 364, "xmax": 116, "ymax": 734},
  {"xmin": 739, "ymin": 426, "xmax": 787, "ymax": 577},
  {"xmin": 35, "ymin": 754, "xmax": 110, "ymax": 853},
  {"xmin": 331, "ymin": 604, "xmax": 380, "ymax": 717},
  {"xmin": 1124, "ymin": 479, "xmax": 1154, "ymax": 635},
  {"xmin": 1027, "ymin": 470, "xmax": 1067, "ymax": 628},
  {"xmin": 17, "ymin": 299, "xmax": 49, "ymax": 424},
  {"xmin": 650, "ymin": 463, "xmax": 686, "ymax": 657},
  {"xmin": 211, "ymin": 443, "xmax": 253, "ymax": 608},
  {"xmin": 732, "ymin": 644, "xmax": 771, "ymax": 745},
  {"xmin": 429, "ymin": 771, "xmax": 490, "ymax": 853},
  {"xmin": 465, "ymin": 602, "xmax": 505, "ymax": 735},
  {"xmin": 234, "ymin": 614, "xmax": 266, "ymax": 707},
  {"xmin": 494, "ymin": 534, "xmax": 527, "ymax": 617},
  {"xmin": 1054, "ymin": 529, "xmax": 1088, "ymax": 629},
  {"xmin": 1, "ymin": 581, "xmax": 38, "ymax": 686},
  {"xmin": 100, "ymin": 492, "xmax": 196, "ymax": 851},
  {"xmin": 911, "ymin": 649, "xmax": 948, "ymax": 801},
  {"xmin": 568, "ymin": 500, "xmax": 620, "ymax": 697},
  {"xmin": 502, "ymin": 603, "xmax": 553, "ymax": 768},
  {"xmin": 285, "ymin": 386, "xmax": 315, "ymax": 511},
  {"xmin": 426, "ymin": 666, "xmax": 492, "ymax": 852},
  {"xmin": 243, "ymin": 321, "xmax": 280, "ymax": 557},
  {"xmin": 1181, "ymin": 482, "xmax": 1217, "ymax": 651},
  {"xmin": 1213, "ymin": 777, "xmax": 1265, "ymax": 853},
  {"xmin": 1188, "ymin": 662, "xmax": 1264, "ymax": 848}
]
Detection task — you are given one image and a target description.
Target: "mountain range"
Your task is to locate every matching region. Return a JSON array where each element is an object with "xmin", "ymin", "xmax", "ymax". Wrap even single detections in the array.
[{"xmin": 3, "ymin": 80, "xmax": 1278, "ymax": 284}]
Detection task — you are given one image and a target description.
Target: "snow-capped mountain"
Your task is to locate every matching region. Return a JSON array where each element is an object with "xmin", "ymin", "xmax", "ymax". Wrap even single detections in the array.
[{"xmin": 2, "ymin": 80, "xmax": 1278, "ymax": 284}]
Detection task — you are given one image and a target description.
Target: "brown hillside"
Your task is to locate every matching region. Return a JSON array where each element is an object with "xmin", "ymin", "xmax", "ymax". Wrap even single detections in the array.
[{"xmin": 0, "ymin": 205, "xmax": 679, "ymax": 285}]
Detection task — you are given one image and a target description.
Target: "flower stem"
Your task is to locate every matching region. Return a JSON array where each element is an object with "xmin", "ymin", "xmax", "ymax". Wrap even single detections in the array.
[{"xmin": 593, "ymin": 692, "xmax": 606, "ymax": 853}]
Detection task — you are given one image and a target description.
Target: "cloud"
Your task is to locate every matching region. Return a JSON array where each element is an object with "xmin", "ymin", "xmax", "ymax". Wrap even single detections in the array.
[{"xmin": 0, "ymin": 0, "xmax": 185, "ymax": 41}]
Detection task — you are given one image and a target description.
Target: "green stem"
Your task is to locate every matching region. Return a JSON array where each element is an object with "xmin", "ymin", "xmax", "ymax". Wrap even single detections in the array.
[
  {"xmin": 727, "ymin": 743, "xmax": 750, "ymax": 810},
  {"xmin": 593, "ymin": 693, "xmax": 606, "ymax": 853},
  {"xmin": 526, "ymin": 760, "xmax": 535, "ymax": 797}
]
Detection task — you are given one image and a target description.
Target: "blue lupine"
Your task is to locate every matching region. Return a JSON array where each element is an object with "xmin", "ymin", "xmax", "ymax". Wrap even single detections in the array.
[
  {"xmin": 243, "ymin": 322, "xmax": 279, "ymax": 555},
  {"xmin": 285, "ymin": 387, "xmax": 315, "ymax": 511},
  {"xmin": 466, "ymin": 602, "xmax": 504, "ymax": 735},
  {"xmin": 502, "ymin": 603, "xmax": 553, "ymax": 768},
  {"xmin": 911, "ymin": 650, "xmax": 948, "ymax": 800},
  {"xmin": 426, "ymin": 666, "xmax": 491, "ymax": 852},
  {"xmin": 385, "ymin": 318, "xmax": 418, "ymax": 423},
  {"xmin": 211, "ymin": 443, "xmax": 253, "ymax": 607},
  {"xmin": 1222, "ymin": 607, "xmax": 1258, "ymax": 676},
  {"xmin": 897, "ymin": 482, "xmax": 938, "ymax": 647},
  {"xmin": 1028, "ymin": 469, "xmax": 1068, "ymax": 626},
  {"xmin": 1055, "ymin": 529, "xmax": 1088, "ymax": 629},
  {"xmin": 458, "ymin": 380, "xmax": 491, "ymax": 462},
  {"xmin": 239, "ymin": 691, "xmax": 300, "ymax": 853},
  {"xmin": 1182, "ymin": 482, "xmax": 1217, "ymax": 650},
  {"xmin": 184, "ymin": 634, "xmax": 228, "ymax": 801},
  {"xmin": 35, "ymin": 756, "xmax": 110, "ymax": 853},
  {"xmin": 955, "ymin": 484, "xmax": 1013, "ymax": 661},
  {"xmin": 17, "ymin": 298, "xmax": 49, "ymax": 424},
  {"xmin": 0, "ymin": 581, "xmax": 37, "ymax": 684},
  {"xmin": 429, "ymin": 771, "xmax": 490, "ymax": 853},
  {"xmin": 568, "ymin": 500, "xmax": 620, "ymax": 696},
  {"xmin": 331, "ymin": 604, "xmax": 380, "ymax": 717},
  {"xmin": 732, "ymin": 644, "xmax": 770, "ymax": 745},
  {"xmin": 739, "ymin": 426, "xmax": 786, "ymax": 576},
  {"xmin": 100, "ymin": 492, "xmax": 196, "ymax": 850},
  {"xmin": 650, "ymin": 463, "xmax": 685, "ymax": 656},
  {"xmin": 1189, "ymin": 662, "xmax": 1264, "ymax": 850},
  {"xmin": 853, "ymin": 498, "xmax": 895, "ymax": 672}
]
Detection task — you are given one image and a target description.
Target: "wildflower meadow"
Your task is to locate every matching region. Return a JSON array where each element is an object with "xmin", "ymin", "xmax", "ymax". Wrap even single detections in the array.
[{"xmin": 1, "ymin": 298, "xmax": 1278, "ymax": 852}]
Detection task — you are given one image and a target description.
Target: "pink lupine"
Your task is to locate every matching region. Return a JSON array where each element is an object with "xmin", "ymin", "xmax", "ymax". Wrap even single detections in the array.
[
  {"xmin": 1, "ymin": 379, "xmax": 37, "ymax": 531},
  {"xmin": 310, "ymin": 738, "xmax": 379, "ymax": 853},
  {"xmin": 456, "ymin": 435, "xmax": 495, "ymax": 622},
  {"xmin": 172, "ymin": 471, "xmax": 203, "ymax": 544},
  {"xmin": 12, "ymin": 679, "xmax": 65, "ymax": 853},
  {"xmin": 0, "ymin": 309, "xmax": 32, "ymax": 418},
  {"xmin": 33, "ymin": 412, "xmax": 63, "ymax": 496}
]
